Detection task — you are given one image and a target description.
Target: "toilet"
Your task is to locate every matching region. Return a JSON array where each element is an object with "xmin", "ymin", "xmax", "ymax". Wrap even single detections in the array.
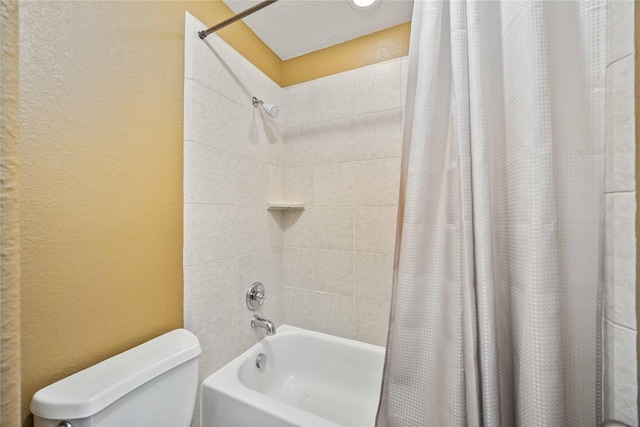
[{"xmin": 30, "ymin": 329, "xmax": 201, "ymax": 427}]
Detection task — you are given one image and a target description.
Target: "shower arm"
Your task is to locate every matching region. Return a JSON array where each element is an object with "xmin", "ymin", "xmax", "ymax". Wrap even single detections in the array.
[{"xmin": 198, "ymin": 0, "xmax": 279, "ymax": 40}]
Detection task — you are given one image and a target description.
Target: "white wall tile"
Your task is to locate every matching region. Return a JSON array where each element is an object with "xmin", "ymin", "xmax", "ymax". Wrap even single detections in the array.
[
  {"xmin": 314, "ymin": 208, "xmax": 353, "ymax": 251},
  {"xmin": 235, "ymin": 53, "xmax": 282, "ymax": 119},
  {"xmin": 352, "ymin": 109, "xmax": 404, "ymax": 161},
  {"xmin": 607, "ymin": 0, "xmax": 635, "ymax": 66},
  {"xmin": 355, "ymin": 253, "xmax": 394, "ymax": 302},
  {"xmin": 355, "ymin": 298, "xmax": 390, "ymax": 346},
  {"xmin": 269, "ymin": 124, "xmax": 284, "ymax": 167},
  {"xmin": 283, "ymin": 125, "xmax": 314, "ymax": 167},
  {"xmin": 184, "ymin": 79, "xmax": 239, "ymax": 155},
  {"xmin": 269, "ymin": 285, "xmax": 285, "ymax": 327},
  {"xmin": 264, "ymin": 76, "xmax": 283, "ymax": 118},
  {"xmin": 603, "ymin": 319, "xmax": 638, "ymax": 426},
  {"xmin": 283, "ymin": 287, "xmax": 314, "ymax": 330},
  {"xmin": 184, "ymin": 13, "xmax": 199, "ymax": 81},
  {"xmin": 189, "ymin": 310, "xmax": 241, "ymax": 383},
  {"xmin": 605, "ymin": 192, "xmax": 637, "ymax": 329},
  {"xmin": 401, "ymin": 56, "xmax": 409, "ymax": 107},
  {"xmin": 313, "ymin": 292, "xmax": 355, "ymax": 339},
  {"xmin": 312, "ymin": 118, "xmax": 354, "ymax": 165},
  {"xmin": 269, "ymin": 211, "xmax": 285, "ymax": 249},
  {"xmin": 283, "ymin": 209, "xmax": 314, "ymax": 248},
  {"xmin": 354, "ymin": 206, "xmax": 398, "ymax": 254},
  {"xmin": 354, "ymin": 60, "xmax": 403, "ymax": 115},
  {"xmin": 236, "ymin": 106, "xmax": 272, "ymax": 163},
  {"xmin": 185, "ymin": 258, "xmax": 238, "ymax": 328},
  {"xmin": 284, "ymin": 166, "xmax": 313, "ymax": 205},
  {"xmin": 269, "ymin": 165, "xmax": 284, "ymax": 201},
  {"xmin": 315, "ymin": 71, "xmax": 355, "ymax": 122},
  {"xmin": 606, "ymin": 54, "xmax": 636, "ymax": 193},
  {"xmin": 193, "ymin": 35, "xmax": 240, "ymax": 103},
  {"xmin": 313, "ymin": 163, "xmax": 354, "ymax": 207},
  {"xmin": 257, "ymin": 110, "xmax": 282, "ymax": 149},
  {"xmin": 284, "ymin": 82, "xmax": 315, "ymax": 128},
  {"xmin": 184, "ymin": 204, "xmax": 237, "ymax": 266},
  {"xmin": 284, "ymin": 248, "xmax": 314, "ymax": 289},
  {"xmin": 236, "ymin": 207, "xmax": 269, "ymax": 256},
  {"xmin": 232, "ymin": 53, "xmax": 256, "ymax": 102},
  {"xmin": 354, "ymin": 158, "xmax": 401, "ymax": 206},
  {"xmin": 237, "ymin": 304, "xmax": 268, "ymax": 349},
  {"xmin": 270, "ymin": 248, "xmax": 284, "ymax": 288},
  {"xmin": 314, "ymin": 250, "xmax": 354, "ymax": 296},
  {"xmin": 238, "ymin": 158, "xmax": 268, "ymax": 206},
  {"xmin": 183, "ymin": 272, "xmax": 193, "ymax": 330},
  {"xmin": 184, "ymin": 141, "xmax": 238, "ymax": 205}
]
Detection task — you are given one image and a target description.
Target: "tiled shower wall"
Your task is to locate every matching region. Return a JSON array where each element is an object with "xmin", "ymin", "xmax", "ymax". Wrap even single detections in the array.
[
  {"xmin": 182, "ymin": 14, "xmax": 284, "ymax": 423},
  {"xmin": 274, "ymin": 58, "xmax": 408, "ymax": 346},
  {"xmin": 603, "ymin": 0, "xmax": 638, "ymax": 424}
]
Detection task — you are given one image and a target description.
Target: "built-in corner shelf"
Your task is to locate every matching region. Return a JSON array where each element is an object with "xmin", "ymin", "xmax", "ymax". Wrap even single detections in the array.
[{"xmin": 268, "ymin": 201, "xmax": 305, "ymax": 211}]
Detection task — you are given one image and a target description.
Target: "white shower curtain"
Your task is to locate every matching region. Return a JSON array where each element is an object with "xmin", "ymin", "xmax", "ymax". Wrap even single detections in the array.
[{"xmin": 377, "ymin": 1, "xmax": 605, "ymax": 426}]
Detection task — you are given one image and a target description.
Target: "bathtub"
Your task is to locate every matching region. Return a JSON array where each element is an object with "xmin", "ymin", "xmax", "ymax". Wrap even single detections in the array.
[{"xmin": 201, "ymin": 325, "xmax": 385, "ymax": 427}]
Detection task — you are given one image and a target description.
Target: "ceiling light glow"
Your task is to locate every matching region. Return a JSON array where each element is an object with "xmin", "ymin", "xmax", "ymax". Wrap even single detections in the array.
[{"xmin": 352, "ymin": 0, "xmax": 377, "ymax": 8}]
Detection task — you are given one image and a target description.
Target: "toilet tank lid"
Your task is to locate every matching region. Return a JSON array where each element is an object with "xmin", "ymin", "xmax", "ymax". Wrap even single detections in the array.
[{"xmin": 30, "ymin": 329, "xmax": 201, "ymax": 420}]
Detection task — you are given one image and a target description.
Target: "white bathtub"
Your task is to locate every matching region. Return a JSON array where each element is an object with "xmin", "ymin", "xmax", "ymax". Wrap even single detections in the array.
[{"xmin": 201, "ymin": 325, "xmax": 385, "ymax": 427}]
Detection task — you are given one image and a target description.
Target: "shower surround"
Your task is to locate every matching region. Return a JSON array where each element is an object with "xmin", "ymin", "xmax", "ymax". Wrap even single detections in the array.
[{"xmin": 182, "ymin": 12, "xmax": 405, "ymax": 426}]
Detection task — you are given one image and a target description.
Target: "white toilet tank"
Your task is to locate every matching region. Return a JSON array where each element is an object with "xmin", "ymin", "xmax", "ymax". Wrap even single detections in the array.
[{"xmin": 31, "ymin": 329, "xmax": 201, "ymax": 427}]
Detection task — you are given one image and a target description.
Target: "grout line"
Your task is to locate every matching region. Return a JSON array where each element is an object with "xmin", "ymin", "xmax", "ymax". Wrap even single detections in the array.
[
  {"xmin": 186, "ymin": 77, "xmax": 255, "ymax": 114},
  {"xmin": 186, "ymin": 139, "xmax": 279, "ymax": 167},
  {"xmin": 183, "ymin": 248, "xmax": 274, "ymax": 269},
  {"xmin": 186, "ymin": 302, "xmax": 243, "ymax": 330},
  {"xmin": 283, "ymin": 106, "xmax": 404, "ymax": 131}
]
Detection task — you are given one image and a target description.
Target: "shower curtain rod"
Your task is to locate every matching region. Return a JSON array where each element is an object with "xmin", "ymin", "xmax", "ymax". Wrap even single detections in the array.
[{"xmin": 198, "ymin": 0, "xmax": 279, "ymax": 39}]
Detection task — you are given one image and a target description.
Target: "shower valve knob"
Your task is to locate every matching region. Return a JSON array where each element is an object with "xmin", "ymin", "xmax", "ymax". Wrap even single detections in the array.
[{"xmin": 246, "ymin": 282, "xmax": 266, "ymax": 310}]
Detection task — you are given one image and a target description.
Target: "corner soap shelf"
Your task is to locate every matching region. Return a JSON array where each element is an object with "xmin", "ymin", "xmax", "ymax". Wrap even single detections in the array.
[{"xmin": 268, "ymin": 201, "xmax": 305, "ymax": 211}]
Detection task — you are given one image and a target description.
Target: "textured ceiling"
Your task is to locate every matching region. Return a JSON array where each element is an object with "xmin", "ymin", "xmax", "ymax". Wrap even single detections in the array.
[{"xmin": 222, "ymin": 0, "xmax": 414, "ymax": 60}]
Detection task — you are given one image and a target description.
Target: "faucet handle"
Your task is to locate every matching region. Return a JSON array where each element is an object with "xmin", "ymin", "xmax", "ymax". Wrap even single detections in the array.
[{"xmin": 246, "ymin": 282, "xmax": 266, "ymax": 310}]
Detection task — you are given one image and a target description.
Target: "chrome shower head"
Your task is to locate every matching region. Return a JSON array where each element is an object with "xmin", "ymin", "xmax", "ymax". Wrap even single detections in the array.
[{"xmin": 252, "ymin": 96, "xmax": 279, "ymax": 118}]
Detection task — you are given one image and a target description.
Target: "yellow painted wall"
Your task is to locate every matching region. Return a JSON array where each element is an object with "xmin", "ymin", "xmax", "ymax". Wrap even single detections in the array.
[
  {"xmin": 18, "ymin": 1, "xmax": 409, "ymax": 424},
  {"xmin": 282, "ymin": 22, "xmax": 411, "ymax": 87}
]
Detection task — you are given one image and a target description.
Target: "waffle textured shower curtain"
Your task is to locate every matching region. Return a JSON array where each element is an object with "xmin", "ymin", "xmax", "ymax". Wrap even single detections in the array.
[{"xmin": 377, "ymin": 1, "xmax": 605, "ymax": 426}]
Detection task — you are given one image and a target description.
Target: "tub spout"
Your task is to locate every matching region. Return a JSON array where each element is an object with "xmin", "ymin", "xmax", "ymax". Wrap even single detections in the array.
[{"xmin": 251, "ymin": 315, "xmax": 276, "ymax": 336}]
